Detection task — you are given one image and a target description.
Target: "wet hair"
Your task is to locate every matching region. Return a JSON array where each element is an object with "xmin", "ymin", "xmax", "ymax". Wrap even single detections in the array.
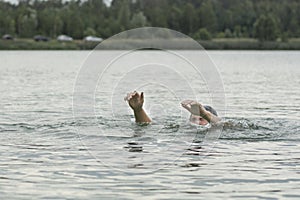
[{"xmin": 203, "ymin": 105, "xmax": 218, "ymax": 116}]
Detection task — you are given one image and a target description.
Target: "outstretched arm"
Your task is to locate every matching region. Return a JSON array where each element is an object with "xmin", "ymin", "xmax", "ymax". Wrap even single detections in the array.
[
  {"xmin": 125, "ymin": 91, "xmax": 151, "ymax": 123},
  {"xmin": 181, "ymin": 100, "xmax": 220, "ymax": 124}
]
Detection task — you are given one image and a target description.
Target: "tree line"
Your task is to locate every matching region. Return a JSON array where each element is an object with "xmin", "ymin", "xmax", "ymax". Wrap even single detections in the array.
[{"xmin": 0, "ymin": 0, "xmax": 299, "ymax": 41}]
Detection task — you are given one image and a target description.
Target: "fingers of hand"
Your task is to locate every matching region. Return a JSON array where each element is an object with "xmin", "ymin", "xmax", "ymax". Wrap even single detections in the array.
[
  {"xmin": 181, "ymin": 100, "xmax": 194, "ymax": 105},
  {"xmin": 124, "ymin": 91, "xmax": 136, "ymax": 101},
  {"xmin": 132, "ymin": 91, "xmax": 139, "ymax": 99},
  {"xmin": 181, "ymin": 100, "xmax": 194, "ymax": 107}
]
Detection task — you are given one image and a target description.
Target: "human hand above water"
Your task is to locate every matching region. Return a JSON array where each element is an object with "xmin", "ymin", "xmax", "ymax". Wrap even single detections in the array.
[
  {"xmin": 181, "ymin": 100, "xmax": 206, "ymax": 116},
  {"xmin": 124, "ymin": 91, "xmax": 144, "ymax": 111},
  {"xmin": 125, "ymin": 91, "xmax": 151, "ymax": 123}
]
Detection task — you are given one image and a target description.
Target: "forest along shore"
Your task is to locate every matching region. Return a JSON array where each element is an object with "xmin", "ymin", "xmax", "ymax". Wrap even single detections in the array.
[
  {"xmin": 1, "ymin": 0, "xmax": 300, "ymax": 50},
  {"xmin": 2, "ymin": 38, "xmax": 300, "ymax": 50}
]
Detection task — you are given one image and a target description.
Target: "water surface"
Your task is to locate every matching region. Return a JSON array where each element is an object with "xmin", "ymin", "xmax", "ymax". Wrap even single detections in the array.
[{"xmin": 0, "ymin": 51, "xmax": 299, "ymax": 199}]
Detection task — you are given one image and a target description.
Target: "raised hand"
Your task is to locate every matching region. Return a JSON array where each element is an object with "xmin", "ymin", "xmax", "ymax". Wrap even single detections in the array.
[
  {"xmin": 125, "ymin": 91, "xmax": 144, "ymax": 111},
  {"xmin": 181, "ymin": 100, "xmax": 220, "ymax": 124},
  {"xmin": 125, "ymin": 91, "xmax": 151, "ymax": 123},
  {"xmin": 181, "ymin": 100, "xmax": 206, "ymax": 116}
]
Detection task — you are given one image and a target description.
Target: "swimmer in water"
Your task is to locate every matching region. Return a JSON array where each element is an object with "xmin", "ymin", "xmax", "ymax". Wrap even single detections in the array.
[{"xmin": 125, "ymin": 91, "xmax": 221, "ymax": 126}]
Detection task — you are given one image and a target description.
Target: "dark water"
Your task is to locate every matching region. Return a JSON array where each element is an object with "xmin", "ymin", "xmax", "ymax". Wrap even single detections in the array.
[{"xmin": 0, "ymin": 51, "xmax": 299, "ymax": 199}]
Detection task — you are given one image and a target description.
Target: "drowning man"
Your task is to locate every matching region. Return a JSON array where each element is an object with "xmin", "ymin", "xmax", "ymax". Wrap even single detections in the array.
[{"xmin": 124, "ymin": 91, "xmax": 221, "ymax": 127}]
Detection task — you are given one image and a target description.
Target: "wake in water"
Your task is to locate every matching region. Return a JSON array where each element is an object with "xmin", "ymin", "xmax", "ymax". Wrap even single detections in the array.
[
  {"xmin": 141, "ymin": 117, "xmax": 299, "ymax": 142},
  {"xmin": 1, "ymin": 115, "xmax": 298, "ymax": 143},
  {"xmin": 219, "ymin": 117, "xmax": 300, "ymax": 141}
]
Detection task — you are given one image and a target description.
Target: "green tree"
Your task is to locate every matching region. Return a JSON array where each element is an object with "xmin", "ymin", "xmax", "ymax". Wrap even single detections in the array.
[
  {"xmin": 138, "ymin": 0, "xmax": 168, "ymax": 27},
  {"xmin": 167, "ymin": 5, "xmax": 182, "ymax": 31},
  {"xmin": 16, "ymin": 7, "xmax": 38, "ymax": 37},
  {"xmin": 194, "ymin": 28, "xmax": 212, "ymax": 40},
  {"xmin": 117, "ymin": 0, "xmax": 131, "ymax": 30},
  {"xmin": 37, "ymin": 8, "xmax": 62, "ymax": 37},
  {"xmin": 233, "ymin": 25, "xmax": 242, "ymax": 37},
  {"xmin": 0, "ymin": 14, "xmax": 15, "ymax": 35},
  {"xmin": 223, "ymin": 10, "xmax": 233, "ymax": 31},
  {"xmin": 130, "ymin": 12, "xmax": 147, "ymax": 28},
  {"xmin": 254, "ymin": 14, "xmax": 279, "ymax": 41},
  {"xmin": 224, "ymin": 28, "xmax": 233, "ymax": 38},
  {"xmin": 1, "ymin": 0, "xmax": 300, "ymax": 41},
  {"xmin": 181, "ymin": 3, "xmax": 198, "ymax": 35},
  {"xmin": 60, "ymin": 1, "xmax": 84, "ymax": 39},
  {"xmin": 198, "ymin": 1, "xmax": 217, "ymax": 33},
  {"xmin": 81, "ymin": 0, "xmax": 106, "ymax": 37},
  {"xmin": 84, "ymin": 27, "xmax": 97, "ymax": 36}
]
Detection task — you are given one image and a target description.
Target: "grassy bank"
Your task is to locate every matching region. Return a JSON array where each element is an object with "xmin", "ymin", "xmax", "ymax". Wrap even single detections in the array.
[
  {"xmin": 0, "ymin": 38, "xmax": 97, "ymax": 50},
  {"xmin": 201, "ymin": 38, "xmax": 300, "ymax": 50},
  {"xmin": 1, "ymin": 38, "xmax": 300, "ymax": 50}
]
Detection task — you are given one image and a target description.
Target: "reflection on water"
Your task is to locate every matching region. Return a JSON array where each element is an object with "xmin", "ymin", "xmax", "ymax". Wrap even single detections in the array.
[{"xmin": 0, "ymin": 51, "xmax": 300, "ymax": 199}]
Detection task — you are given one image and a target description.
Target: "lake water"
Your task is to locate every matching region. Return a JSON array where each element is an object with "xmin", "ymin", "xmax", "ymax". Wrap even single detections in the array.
[{"xmin": 0, "ymin": 50, "xmax": 300, "ymax": 199}]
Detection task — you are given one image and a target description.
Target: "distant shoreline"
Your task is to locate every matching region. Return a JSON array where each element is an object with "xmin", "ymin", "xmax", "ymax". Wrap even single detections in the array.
[{"xmin": 1, "ymin": 38, "xmax": 300, "ymax": 50}]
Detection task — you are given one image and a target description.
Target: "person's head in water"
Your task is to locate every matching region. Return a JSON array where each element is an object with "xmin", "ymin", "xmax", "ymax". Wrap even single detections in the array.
[{"xmin": 189, "ymin": 105, "xmax": 218, "ymax": 126}]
